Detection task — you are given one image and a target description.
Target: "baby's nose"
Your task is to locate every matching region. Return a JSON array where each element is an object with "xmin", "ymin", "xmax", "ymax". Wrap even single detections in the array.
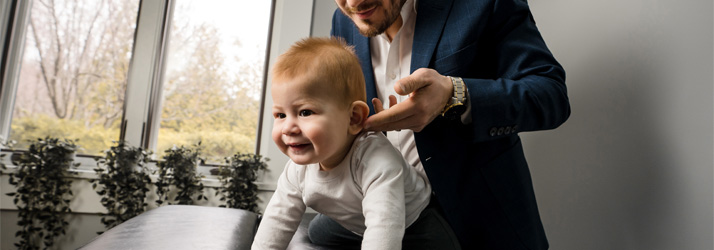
[{"xmin": 281, "ymin": 119, "xmax": 300, "ymax": 135}]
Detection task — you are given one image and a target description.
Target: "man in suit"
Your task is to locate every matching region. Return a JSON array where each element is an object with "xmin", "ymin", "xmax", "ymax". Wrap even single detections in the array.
[{"xmin": 309, "ymin": 0, "xmax": 570, "ymax": 249}]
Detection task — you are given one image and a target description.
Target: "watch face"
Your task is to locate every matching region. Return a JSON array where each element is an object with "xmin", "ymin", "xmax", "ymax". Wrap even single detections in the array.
[{"xmin": 444, "ymin": 104, "xmax": 467, "ymax": 120}]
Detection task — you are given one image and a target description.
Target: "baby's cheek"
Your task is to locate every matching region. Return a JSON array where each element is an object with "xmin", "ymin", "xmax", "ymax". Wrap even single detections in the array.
[
  {"xmin": 308, "ymin": 129, "xmax": 332, "ymax": 151},
  {"xmin": 301, "ymin": 125, "xmax": 322, "ymax": 143},
  {"xmin": 271, "ymin": 127, "xmax": 284, "ymax": 148}
]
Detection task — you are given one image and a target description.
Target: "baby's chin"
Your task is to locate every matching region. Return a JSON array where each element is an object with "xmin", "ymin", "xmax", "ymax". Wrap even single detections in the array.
[{"xmin": 288, "ymin": 156, "xmax": 318, "ymax": 166}]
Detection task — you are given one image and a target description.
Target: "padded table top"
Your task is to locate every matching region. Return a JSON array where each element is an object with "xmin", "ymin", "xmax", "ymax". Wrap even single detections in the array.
[
  {"xmin": 79, "ymin": 205, "xmax": 259, "ymax": 250},
  {"xmin": 79, "ymin": 205, "xmax": 331, "ymax": 250}
]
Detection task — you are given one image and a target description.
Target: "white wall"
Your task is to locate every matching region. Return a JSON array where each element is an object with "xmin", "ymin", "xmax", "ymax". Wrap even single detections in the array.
[{"xmin": 308, "ymin": 0, "xmax": 714, "ymax": 249}]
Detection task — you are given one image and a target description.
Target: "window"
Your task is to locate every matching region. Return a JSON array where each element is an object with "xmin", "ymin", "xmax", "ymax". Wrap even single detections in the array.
[
  {"xmin": 1, "ymin": 0, "xmax": 273, "ymax": 164},
  {"xmin": 156, "ymin": 0, "xmax": 272, "ymax": 162},
  {"xmin": 8, "ymin": 0, "xmax": 140, "ymax": 155}
]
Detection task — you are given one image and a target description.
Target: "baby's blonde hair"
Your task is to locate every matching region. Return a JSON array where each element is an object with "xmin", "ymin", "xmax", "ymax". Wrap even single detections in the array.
[{"xmin": 272, "ymin": 37, "xmax": 366, "ymax": 106}]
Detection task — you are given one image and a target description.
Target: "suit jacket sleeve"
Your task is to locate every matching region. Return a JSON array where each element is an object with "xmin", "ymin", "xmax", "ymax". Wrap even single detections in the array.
[{"xmin": 447, "ymin": 0, "xmax": 571, "ymax": 143}]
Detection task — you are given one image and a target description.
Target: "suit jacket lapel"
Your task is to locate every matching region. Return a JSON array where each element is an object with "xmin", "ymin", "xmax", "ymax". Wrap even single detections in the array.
[
  {"xmin": 354, "ymin": 0, "xmax": 453, "ymax": 115},
  {"xmin": 353, "ymin": 30, "xmax": 378, "ymax": 115},
  {"xmin": 411, "ymin": 0, "xmax": 453, "ymax": 72}
]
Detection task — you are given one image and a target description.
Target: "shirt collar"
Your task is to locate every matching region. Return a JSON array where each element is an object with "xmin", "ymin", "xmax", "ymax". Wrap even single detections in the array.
[
  {"xmin": 403, "ymin": 0, "xmax": 417, "ymax": 22},
  {"xmin": 378, "ymin": 0, "xmax": 417, "ymax": 42}
]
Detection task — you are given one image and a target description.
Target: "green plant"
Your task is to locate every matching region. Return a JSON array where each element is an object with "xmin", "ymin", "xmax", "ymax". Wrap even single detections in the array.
[
  {"xmin": 215, "ymin": 153, "xmax": 268, "ymax": 213},
  {"xmin": 155, "ymin": 143, "xmax": 207, "ymax": 206},
  {"xmin": 91, "ymin": 141, "xmax": 152, "ymax": 231},
  {"xmin": 5, "ymin": 137, "xmax": 79, "ymax": 250}
]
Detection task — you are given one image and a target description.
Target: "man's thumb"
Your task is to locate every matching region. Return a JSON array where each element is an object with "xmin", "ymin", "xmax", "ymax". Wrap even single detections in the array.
[{"xmin": 395, "ymin": 75, "xmax": 424, "ymax": 95}]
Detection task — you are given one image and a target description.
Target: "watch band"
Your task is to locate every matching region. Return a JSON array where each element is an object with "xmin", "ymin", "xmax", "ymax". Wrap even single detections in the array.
[
  {"xmin": 450, "ymin": 76, "xmax": 466, "ymax": 103},
  {"xmin": 442, "ymin": 76, "xmax": 466, "ymax": 117}
]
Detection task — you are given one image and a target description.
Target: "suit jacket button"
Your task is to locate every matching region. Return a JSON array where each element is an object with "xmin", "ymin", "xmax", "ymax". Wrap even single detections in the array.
[
  {"xmin": 497, "ymin": 127, "xmax": 505, "ymax": 135},
  {"xmin": 489, "ymin": 127, "xmax": 497, "ymax": 136},
  {"xmin": 504, "ymin": 127, "xmax": 511, "ymax": 134}
]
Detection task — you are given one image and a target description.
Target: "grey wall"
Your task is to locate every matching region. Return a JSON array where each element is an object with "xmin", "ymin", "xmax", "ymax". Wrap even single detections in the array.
[
  {"xmin": 524, "ymin": 0, "xmax": 713, "ymax": 249},
  {"xmin": 1, "ymin": 211, "xmax": 105, "ymax": 250},
  {"xmin": 311, "ymin": 0, "xmax": 335, "ymax": 37},
  {"xmin": 312, "ymin": 0, "xmax": 713, "ymax": 249}
]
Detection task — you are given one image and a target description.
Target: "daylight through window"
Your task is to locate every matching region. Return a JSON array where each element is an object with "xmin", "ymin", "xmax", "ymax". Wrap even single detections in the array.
[
  {"xmin": 156, "ymin": 0, "xmax": 272, "ymax": 162},
  {"xmin": 10, "ymin": 0, "xmax": 140, "ymax": 155}
]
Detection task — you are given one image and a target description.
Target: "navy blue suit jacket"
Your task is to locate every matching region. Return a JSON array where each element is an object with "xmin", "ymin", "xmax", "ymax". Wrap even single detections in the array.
[{"xmin": 332, "ymin": 0, "xmax": 570, "ymax": 249}]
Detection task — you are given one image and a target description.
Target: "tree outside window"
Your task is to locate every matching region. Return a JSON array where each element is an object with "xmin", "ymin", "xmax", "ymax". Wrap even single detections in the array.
[
  {"xmin": 10, "ymin": 0, "xmax": 140, "ymax": 155},
  {"xmin": 157, "ymin": 0, "xmax": 271, "ymax": 162},
  {"xmin": 8, "ymin": 0, "xmax": 272, "ymax": 161}
]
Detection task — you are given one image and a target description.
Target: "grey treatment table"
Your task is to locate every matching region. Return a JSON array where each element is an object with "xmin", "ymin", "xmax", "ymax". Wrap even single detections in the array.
[{"xmin": 79, "ymin": 205, "xmax": 331, "ymax": 250}]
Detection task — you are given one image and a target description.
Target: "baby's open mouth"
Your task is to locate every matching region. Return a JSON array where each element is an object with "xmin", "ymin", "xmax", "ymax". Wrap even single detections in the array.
[{"xmin": 287, "ymin": 143, "xmax": 309, "ymax": 150}]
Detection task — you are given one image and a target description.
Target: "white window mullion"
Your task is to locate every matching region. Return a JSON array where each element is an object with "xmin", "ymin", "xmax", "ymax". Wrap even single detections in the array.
[
  {"xmin": 122, "ymin": 0, "xmax": 172, "ymax": 149},
  {"xmin": 0, "ymin": 0, "xmax": 31, "ymax": 143},
  {"xmin": 0, "ymin": 0, "xmax": 13, "ymax": 68}
]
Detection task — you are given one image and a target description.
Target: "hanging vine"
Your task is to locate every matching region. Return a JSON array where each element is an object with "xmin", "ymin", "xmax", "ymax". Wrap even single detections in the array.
[
  {"xmin": 155, "ymin": 143, "xmax": 207, "ymax": 206},
  {"xmin": 215, "ymin": 153, "xmax": 268, "ymax": 213},
  {"xmin": 91, "ymin": 141, "xmax": 152, "ymax": 231},
  {"xmin": 5, "ymin": 137, "xmax": 79, "ymax": 250}
]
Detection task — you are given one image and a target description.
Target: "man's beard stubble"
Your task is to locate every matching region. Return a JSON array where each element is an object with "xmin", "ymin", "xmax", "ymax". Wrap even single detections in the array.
[{"xmin": 342, "ymin": 0, "xmax": 406, "ymax": 37}]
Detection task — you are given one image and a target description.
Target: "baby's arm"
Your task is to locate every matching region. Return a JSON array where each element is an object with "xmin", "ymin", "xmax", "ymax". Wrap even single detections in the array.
[
  {"xmin": 358, "ymin": 138, "xmax": 408, "ymax": 250},
  {"xmin": 251, "ymin": 162, "xmax": 306, "ymax": 250}
]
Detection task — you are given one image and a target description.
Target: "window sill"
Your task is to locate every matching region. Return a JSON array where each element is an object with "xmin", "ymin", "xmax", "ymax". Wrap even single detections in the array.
[{"xmin": 0, "ymin": 152, "xmax": 276, "ymax": 190}]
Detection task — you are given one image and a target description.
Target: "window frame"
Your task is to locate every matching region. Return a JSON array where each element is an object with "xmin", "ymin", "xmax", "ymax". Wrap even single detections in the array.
[
  {"xmin": 0, "ymin": 0, "xmax": 316, "ymax": 191},
  {"xmin": 0, "ymin": 0, "xmax": 30, "ymax": 141}
]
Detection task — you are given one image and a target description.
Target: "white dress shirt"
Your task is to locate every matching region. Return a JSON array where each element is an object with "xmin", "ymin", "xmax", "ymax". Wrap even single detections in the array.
[
  {"xmin": 369, "ymin": 0, "xmax": 471, "ymax": 181},
  {"xmin": 370, "ymin": 0, "xmax": 428, "ymax": 180}
]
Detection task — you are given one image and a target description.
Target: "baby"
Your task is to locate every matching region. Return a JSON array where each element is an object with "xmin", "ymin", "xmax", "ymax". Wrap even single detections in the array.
[{"xmin": 251, "ymin": 37, "xmax": 432, "ymax": 250}]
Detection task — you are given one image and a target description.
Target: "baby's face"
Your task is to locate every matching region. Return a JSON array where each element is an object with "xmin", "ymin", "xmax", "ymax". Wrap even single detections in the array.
[{"xmin": 271, "ymin": 76, "xmax": 353, "ymax": 169}]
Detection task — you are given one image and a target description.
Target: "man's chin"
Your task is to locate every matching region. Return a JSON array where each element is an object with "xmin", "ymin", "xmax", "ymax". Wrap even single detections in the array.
[
  {"xmin": 358, "ymin": 27, "xmax": 382, "ymax": 37},
  {"xmin": 352, "ymin": 19, "xmax": 386, "ymax": 37}
]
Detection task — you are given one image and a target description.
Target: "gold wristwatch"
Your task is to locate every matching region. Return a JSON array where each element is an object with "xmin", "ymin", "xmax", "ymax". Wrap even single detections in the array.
[{"xmin": 442, "ymin": 76, "xmax": 467, "ymax": 120}]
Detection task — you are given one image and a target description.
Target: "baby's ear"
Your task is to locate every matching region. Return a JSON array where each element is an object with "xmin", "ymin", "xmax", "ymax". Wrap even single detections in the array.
[{"xmin": 348, "ymin": 101, "xmax": 369, "ymax": 135}]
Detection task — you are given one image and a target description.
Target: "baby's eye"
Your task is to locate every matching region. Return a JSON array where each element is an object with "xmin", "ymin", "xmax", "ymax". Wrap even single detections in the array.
[
  {"xmin": 274, "ymin": 113, "xmax": 286, "ymax": 119},
  {"xmin": 299, "ymin": 110, "xmax": 313, "ymax": 117}
]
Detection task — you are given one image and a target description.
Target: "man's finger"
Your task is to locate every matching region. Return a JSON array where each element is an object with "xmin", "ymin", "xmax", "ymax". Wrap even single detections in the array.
[
  {"xmin": 364, "ymin": 100, "xmax": 415, "ymax": 130},
  {"xmin": 365, "ymin": 114, "xmax": 419, "ymax": 132},
  {"xmin": 388, "ymin": 95, "xmax": 397, "ymax": 108},
  {"xmin": 395, "ymin": 74, "xmax": 429, "ymax": 96},
  {"xmin": 372, "ymin": 98, "xmax": 384, "ymax": 113}
]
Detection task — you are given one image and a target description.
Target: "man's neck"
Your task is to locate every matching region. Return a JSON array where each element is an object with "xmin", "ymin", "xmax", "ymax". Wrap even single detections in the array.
[{"xmin": 384, "ymin": 15, "xmax": 403, "ymax": 42}]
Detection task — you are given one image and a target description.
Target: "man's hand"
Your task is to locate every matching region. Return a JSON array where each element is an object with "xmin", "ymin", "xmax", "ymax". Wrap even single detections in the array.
[{"xmin": 365, "ymin": 68, "xmax": 453, "ymax": 132}]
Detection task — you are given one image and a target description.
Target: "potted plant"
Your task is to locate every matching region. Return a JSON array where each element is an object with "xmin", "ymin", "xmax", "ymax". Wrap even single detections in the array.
[
  {"xmin": 4, "ymin": 137, "xmax": 79, "ymax": 250},
  {"xmin": 91, "ymin": 141, "xmax": 152, "ymax": 231},
  {"xmin": 155, "ymin": 143, "xmax": 207, "ymax": 206},
  {"xmin": 215, "ymin": 153, "xmax": 268, "ymax": 213}
]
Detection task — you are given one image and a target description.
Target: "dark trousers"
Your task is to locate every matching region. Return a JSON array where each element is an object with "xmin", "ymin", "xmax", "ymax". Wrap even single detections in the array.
[{"xmin": 307, "ymin": 200, "xmax": 461, "ymax": 250}]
